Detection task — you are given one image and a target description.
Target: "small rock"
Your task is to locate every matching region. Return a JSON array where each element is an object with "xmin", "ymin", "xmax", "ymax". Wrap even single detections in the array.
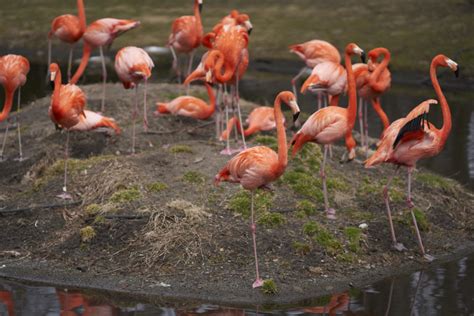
[
  {"xmin": 359, "ymin": 223, "xmax": 368, "ymax": 229},
  {"xmin": 309, "ymin": 266, "xmax": 323, "ymax": 274}
]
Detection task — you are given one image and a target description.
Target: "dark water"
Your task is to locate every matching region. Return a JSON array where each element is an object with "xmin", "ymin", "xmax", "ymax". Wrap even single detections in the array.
[{"xmin": 0, "ymin": 253, "xmax": 473, "ymax": 315}]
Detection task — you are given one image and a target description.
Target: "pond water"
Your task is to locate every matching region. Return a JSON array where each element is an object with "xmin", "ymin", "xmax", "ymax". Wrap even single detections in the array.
[{"xmin": 0, "ymin": 253, "xmax": 473, "ymax": 315}]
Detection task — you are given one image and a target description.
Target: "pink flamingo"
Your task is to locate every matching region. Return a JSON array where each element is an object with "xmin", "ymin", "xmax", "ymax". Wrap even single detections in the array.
[
  {"xmin": 291, "ymin": 43, "xmax": 365, "ymax": 219},
  {"xmin": 0, "ymin": 55, "xmax": 30, "ymax": 161},
  {"xmin": 365, "ymin": 54, "xmax": 459, "ymax": 261},
  {"xmin": 70, "ymin": 18, "xmax": 141, "ymax": 112},
  {"xmin": 114, "ymin": 46, "xmax": 154, "ymax": 154},
  {"xmin": 215, "ymin": 91, "xmax": 300, "ymax": 288}
]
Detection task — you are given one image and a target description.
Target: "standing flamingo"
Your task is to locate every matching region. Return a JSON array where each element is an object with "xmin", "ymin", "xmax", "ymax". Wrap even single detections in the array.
[
  {"xmin": 219, "ymin": 106, "xmax": 284, "ymax": 141},
  {"xmin": 47, "ymin": 0, "xmax": 86, "ymax": 81},
  {"xmin": 49, "ymin": 63, "xmax": 121, "ymax": 199},
  {"xmin": 215, "ymin": 91, "xmax": 300, "ymax": 288},
  {"xmin": 0, "ymin": 55, "xmax": 30, "ymax": 161},
  {"xmin": 155, "ymin": 82, "xmax": 215, "ymax": 120},
  {"xmin": 202, "ymin": 10, "xmax": 253, "ymax": 49},
  {"xmin": 289, "ymin": 40, "xmax": 341, "ymax": 102},
  {"xmin": 291, "ymin": 43, "xmax": 365, "ymax": 219},
  {"xmin": 365, "ymin": 54, "xmax": 459, "ymax": 261},
  {"xmin": 114, "ymin": 46, "xmax": 154, "ymax": 154},
  {"xmin": 167, "ymin": 0, "xmax": 203, "ymax": 84},
  {"xmin": 70, "ymin": 18, "xmax": 141, "ymax": 112}
]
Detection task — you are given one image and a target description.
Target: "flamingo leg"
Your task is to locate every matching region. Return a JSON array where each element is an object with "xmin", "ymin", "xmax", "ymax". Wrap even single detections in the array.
[
  {"xmin": 321, "ymin": 145, "xmax": 336, "ymax": 219},
  {"xmin": 234, "ymin": 62, "xmax": 247, "ymax": 150},
  {"xmin": 383, "ymin": 166, "xmax": 405, "ymax": 251},
  {"xmin": 364, "ymin": 101, "xmax": 369, "ymax": 154},
  {"xmin": 220, "ymin": 84, "xmax": 232, "ymax": 155},
  {"xmin": 407, "ymin": 168, "xmax": 434, "ymax": 261},
  {"xmin": 0, "ymin": 119, "xmax": 10, "ymax": 161},
  {"xmin": 169, "ymin": 46, "xmax": 181, "ymax": 84},
  {"xmin": 131, "ymin": 86, "xmax": 138, "ymax": 154},
  {"xmin": 250, "ymin": 190, "xmax": 264, "ymax": 288},
  {"xmin": 358, "ymin": 97, "xmax": 365, "ymax": 149},
  {"xmin": 317, "ymin": 91, "xmax": 322, "ymax": 110},
  {"xmin": 57, "ymin": 130, "xmax": 72, "ymax": 200},
  {"xmin": 67, "ymin": 44, "xmax": 74, "ymax": 82},
  {"xmin": 143, "ymin": 79, "xmax": 148, "ymax": 132},
  {"xmin": 291, "ymin": 67, "xmax": 307, "ymax": 102},
  {"xmin": 46, "ymin": 38, "xmax": 52, "ymax": 84},
  {"xmin": 185, "ymin": 51, "xmax": 195, "ymax": 95},
  {"xmin": 15, "ymin": 87, "xmax": 24, "ymax": 161},
  {"xmin": 215, "ymin": 85, "xmax": 222, "ymax": 139},
  {"xmin": 99, "ymin": 46, "xmax": 107, "ymax": 113}
]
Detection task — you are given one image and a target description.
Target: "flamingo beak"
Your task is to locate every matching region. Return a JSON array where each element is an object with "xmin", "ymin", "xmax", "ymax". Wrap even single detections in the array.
[
  {"xmin": 50, "ymin": 71, "xmax": 57, "ymax": 81},
  {"xmin": 293, "ymin": 112, "xmax": 300, "ymax": 123},
  {"xmin": 198, "ymin": 0, "xmax": 203, "ymax": 13},
  {"xmin": 289, "ymin": 100, "xmax": 301, "ymax": 123},
  {"xmin": 361, "ymin": 51, "xmax": 366, "ymax": 63},
  {"xmin": 244, "ymin": 21, "xmax": 253, "ymax": 35},
  {"xmin": 455, "ymin": 65, "xmax": 460, "ymax": 78},
  {"xmin": 205, "ymin": 70, "xmax": 213, "ymax": 83}
]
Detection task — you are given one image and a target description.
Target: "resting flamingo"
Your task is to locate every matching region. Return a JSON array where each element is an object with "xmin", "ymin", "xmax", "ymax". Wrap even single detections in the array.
[
  {"xmin": 114, "ymin": 46, "xmax": 154, "ymax": 154},
  {"xmin": 219, "ymin": 106, "xmax": 283, "ymax": 141},
  {"xmin": 167, "ymin": 0, "xmax": 203, "ymax": 84},
  {"xmin": 289, "ymin": 40, "xmax": 341, "ymax": 102},
  {"xmin": 47, "ymin": 0, "xmax": 86, "ymax": 81},
  {"xmin": 215, "ymin": 91, "xmax": 300, "ymax": 288},
  {"xmin": 49, "ymin": 63, "xmax": 120, "ymax": 199},
  {"xmin": 365, "ymin": 54, "xmax": 459, "ymax": 261},
  {"xmin": 0, "ymin": 55, "xmax": 30, "ymax": 161},
  {"xmin": 70, "ymin": 18, "xmax": 140, "ymax": 112},
  {"xmin": 291, "ymin": 43, "xmax": 365, "ymax": 219},
  {"xmin": 155, "ymin": 82, "xmax": 215, "ymax": 120}
]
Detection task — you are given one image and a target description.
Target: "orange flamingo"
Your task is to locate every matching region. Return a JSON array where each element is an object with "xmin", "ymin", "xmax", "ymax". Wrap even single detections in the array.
[
  {"xmin": 202, "ymin": 10, "xmax": 253, "ymax": 49},
  {"xmin": 168, "ymin": 0, "xmax": 203, "ymax": 83},
  {"xmin": 49, "ymin": 63, "xmax": 120, "ymax": 199},
  {"xmin": 0, "ymin": 54, "xmax": 30, "ymax": 161},
  {"xmin": 0, "ymin": 290, "xmax": 14, "ymax": 316},
  {"xmin": 365, "ymin": 54, "xmax": 459, "ymax": 260},
  {"xmin": 155, "ymin": 82, "xmax": 215, "ymax": 120},
  {"xmin": 219, "ymin": 106, "xmax": 283, "ymax": 141},
  {"xmin": 70, "ymin": 18, "xmax": 141, "ymax": 112},
  {"xmin": 289, "ymin": 40, "xmax": 341, "ymax": 102},
  {"xmin": 215, "ymin": 91, "xmax": 300, "ymax": 288},
  {"xmin": 114, "ymin": 46, "xmax": 154, "ymax": 154},
  {"xmin": 291, "ymin": 43, "xmax": 365, "ymax": 219},
  {"xmin": 47, "ymin": 0, "xmax": 86, "ymax": 81}
]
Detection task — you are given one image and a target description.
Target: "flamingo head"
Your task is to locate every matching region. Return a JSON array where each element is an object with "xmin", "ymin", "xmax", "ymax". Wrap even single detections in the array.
[
  {"xmin": 236, "ymin": 14, "xmax": 253, "ymax": 34},
  {"xmin": 441, "ymin": 55, "xmax": 460, "ymax": 78},
  {"xmin": 367, "ymin": 47, "xmax": 388, "ymax": 70},
  {"xmin": 278, "ymin": 91, "xmax": 300, "ymax": 123},
  {"xmin": 198, "ymin": 0, "xmax": 203, "ymax": 13},
  {"xmin": 346, "ymin": 43, "xmax": 365, "ymax": 63},
  {"xmin": 49, "ymin": 63, "xmax": 60, "ymax": 81}
]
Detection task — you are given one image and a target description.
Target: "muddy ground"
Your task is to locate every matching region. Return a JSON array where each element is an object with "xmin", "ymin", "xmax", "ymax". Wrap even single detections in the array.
[{"xmin": 0, "ymin": 83, "xmax": 473, "ymax": 306}]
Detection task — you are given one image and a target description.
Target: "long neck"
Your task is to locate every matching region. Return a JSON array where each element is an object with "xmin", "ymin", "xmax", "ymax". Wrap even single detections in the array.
[
  {"xmin": 431, "ymin": 58, "xmax": 451, "ymax": 144},
  {"xmin": 0, "ymin": 87, "xmax": 14, "ymax": 122},
  {"xmin": 369, "ymin": 49, "xmax": 390, "ymax": 91},
  {"xmin": 194, "ymin": 0, "xmax": 202, "ymax": 32},
  {"xmin": 77, "ymin": 0, "xmax": 86, "ymax": 33},
  {"xmin": 52, "ymin": 69, "xmax": 63, "ymax": 109},
  {"xmin": 214, "ymin": 54, "xmax": 234, "ymax": 83},
  {"xmin": 345, "ymin": 51, "xmax": 357, "ymax": 129},
  {"xmin": 203, "ymin": 83, "xmax": 216, "ymax": 117},
  {"xmin": 70, "ymin": 42, "xmax": 91, "ymax": 84},
  {"xmin": 371, "ymin": 98, "xmax": 390, "ymax": 130},
  {"xmin": 274, "ymin": 96, "xmax": 287, "ymax": 173}
]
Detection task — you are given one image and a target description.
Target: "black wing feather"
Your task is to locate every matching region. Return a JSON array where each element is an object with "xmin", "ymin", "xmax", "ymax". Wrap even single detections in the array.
[{"xmin": 393, "ymin": 112, "xmax": 430, "ymax": 149}]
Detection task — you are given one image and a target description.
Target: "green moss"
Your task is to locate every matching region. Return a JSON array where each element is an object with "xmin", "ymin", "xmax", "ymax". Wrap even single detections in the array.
[
  {"xmin": 336, "ymin": 253, "xmax": 356, "ymax": 263},
  {"xmin": 258, "ymin": 212, "xmax": 286, "ymax": 228},
  {"xmin": 228, "ymin": 190, "xmax": 273, "ymax": 219},
  {"xmin": 182, "ymin": 171, "xmax": 207, "ymax": 184},
  {"xmin": 327, "ymin": 177, "xmax": 350, "ymax": 191},
  {"xmin": 84, "ymin": 204, "xmax": 101, "ymax": 216},
  {"xmin": 346, "ymin": 210, "xmax": 375, "ymax": 221},
  {"xmin": 169, "ymin": 145, "xmax": 193, "ymax": 154},
  {"xmin": 282, "ymin": 170, "xmax": 323, "ymax": 202},
  {"xmin": 254, "ymin": 135, "xmax": 278, "ymax": 151},
  {"xmin": 404, "ymin": 208, "xmax": 430, "ymax": 232},
  {"xmin": 416, "ymin": 172, "xmax": 452, "ymax": 189},
  {"xmin": 297, "ymin": 200, "xmax": 316, "ymax": 217},
  {"xmin": 293, "ymin": 241, "xmax": 311, "ymax": 255},
  {"xmin": 261, "ymin": 279, "xmax": 278, "ymax": 295},
  {"xmin": 303, "ymin": 221, "xmax": 319, "ymax": 236},
  {"xmin": 314, "ymin": 229, "xmax": 343, "ymax": 256},
  {"xmin": 344, "ymin": 227, "xmax": 363, "ymax": 253},
  {"xmin": 147, "ymin": 181, "xmax": 168, "ymax": 192},
  {"xmin": 93, "ymin": 215, "xmax": 106, "ymax": 225},
  {"xmin": 80, "ymin": 226, "xmax": 96, "ymax": 243},
  {"xmin": 109, "ymin": 187, "xmax": 141, "ymax": 204}
]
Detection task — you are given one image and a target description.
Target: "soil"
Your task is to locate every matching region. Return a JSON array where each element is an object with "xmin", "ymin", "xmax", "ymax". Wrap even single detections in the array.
[{"xmin": 0, "ymin": 83, "xmax": 473, "ymax": 306}]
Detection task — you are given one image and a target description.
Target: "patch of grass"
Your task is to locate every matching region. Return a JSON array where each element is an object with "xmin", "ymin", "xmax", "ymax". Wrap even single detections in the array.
[
  {"xmin": 416, "ymin": 172, "xmax": 452, "ymax": 189},
  {"xmin": 282, "ymin": 170, "xmax": 323, "ymax": 202},
  {"xmin": 296, "ymin": 200, "xmax": 316, "ymax": 217},
  {"xmin": 336, "ymin": 252, "xmax": 356, "ymax": 263},
  {"xmin": 327, "ymin": 177, "xmax": 350, "ymax": 191},
  {"xmin": 109, "ymin": 187, "xmax": 141, "ymax": 204},
  {"xmin": 258, "ymin": 212, "xmax": 286, "ymax": 228},
  {"xmin": 228, "ymin": 190, "xmax": 273, "ymax": 219},
  {"xmin": 404, "ymin": 208, "xmax": 430, "ymax": 232},
  {"xmin": 346, "ymin": 209, "xmax": 375, "ymax": 221},
  {"xmin": 303, "ymin": 221, "xmax": 319, "ymax": 236},
  {"xmin": 314, "ymin": 228, "xmax": 343, "ymax": 256},
  {"xmin": 254, "ymin": 135, "xmax": 278, "ymax": 151},
  {"xmin": 80, "ymin": 226, "xmax": 96, "ymax": 243},
  {"xmin": 93, "ymin": 215, "xmax": 106, "ymax": 225},
  {"xmin": 344, "ymin": 227, "xmax": 363, "ymax": 253},
  {"xmin": 169, "ymin": 144, "xmax": 193, "ymax": 154},
  {"xmin": 147, "ymin": 181, "xmax": 168, "ymax": 192},
  {"xmin": 293, "ymin": 241, "xmax": 311, "ymax": 255},
  {"xmin": 84, "ymin": 204, "xmax": 101, "ymax": 216},
  {"xmin": 261, "ymin": 279, "xmax": 278, "ymax": 295},
  {"xmin": 182, "ymin": 171, "xmax": 207, "ymax": 184}
]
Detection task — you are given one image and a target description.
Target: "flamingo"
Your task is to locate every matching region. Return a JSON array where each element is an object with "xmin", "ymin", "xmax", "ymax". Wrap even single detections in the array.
[
  {"xmin": 0, "ymin": 290, "xmax": 14, "ymax": 316},
  {"xmin": 155, "ymin": 82, "xmax": 215, "ymax": 120},
  {"xmin": 291, "ymin": 43, "xmax": 365, "ymax": 219},
  {"xmin": 219, "ymin": 106, "xmax": 283, "ymax": 141},
  {"xmin": 0, "ymin": 54, "xmax": 30, "ymax": 161},
  {"xmin": 202, "ymin": 10, "xmax": 253, "ymax": 49},
  {"xmin": 49, "ymin": 63, "xmax": 121, "ymax": 199},
  {"xmin": 289, "ymin": 40, "xmax": 341, "ymax": 102},
  {"xmin": 70, "ymin": 18, "xmax": 141, "ymax": 112},
  {"xmin": 215, "ymin": 91, "xmax": 300, "ymax": 288},
  {"xmin": 47, "ymin": 0, "xmax": 86, "ymax": 81},
  {"xmin": 365, "ymin": 54, "xmax": 459, "ymax": 261},
  {"xmin": 354, "ymin": 47, "xmax": 392, "ymax": 151},
  {"xmin": 114, "ymin": 46, "xmax": 154, "ymax": 154},
  {"xmin": 167, "ymin": 0, "xmax": 203, "ymax": 84}
]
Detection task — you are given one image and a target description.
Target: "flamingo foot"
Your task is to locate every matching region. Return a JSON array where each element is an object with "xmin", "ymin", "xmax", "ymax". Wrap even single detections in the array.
[
  {"xmin": 423, "ymin": 254, "xmax": 435, "ymax": 262},
  {"xmin": 13, "ymin": 156, "xmax": 27, "ymax": 162},
  {"xmin": 252, "ymin": 278, "xmax": 264, "ymax": 289},
  {"xmin": 220, "ymin": 148, "xmax": 237, "ymax": 155},
  {"xmin": 392, "ymin": 242, "xmax": 407, "ymax": 252},
  {"xmin": 326, "ymin": 208, "xmax": 336, "ymax": 220},
  {"xmin": 57, "ymin": 191, "xmax": 73, "ymax": 200}
]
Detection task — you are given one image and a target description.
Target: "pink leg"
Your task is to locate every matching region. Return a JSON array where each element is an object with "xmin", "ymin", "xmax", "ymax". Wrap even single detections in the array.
[
  {"xmin": 170, "ymin": 46, "xmax": 181, "ymax": 84},
  {"xmin": 46, "ymin": 38, "xmax": 52, "ymax": 84},
  {"xmin": 67, "ymin": 45, "xmax": 74, "ymax": 82},
  {"xmin": 383, "ymin": 166, "xmax": 405, "ymax": 251},
  {"xmin": 321, "ymin": 145, "xmax": 336, "ymax": 219},
  {"xmin": 364, "ymin": 101, "xmax": 369, "ymax": 155},
  {"xmin": 220, "ymin": 85, "xmax": 233, "ymax": 155},
  {"xmin": 250, "ymin": 191, "xmax": 264, "ymax": 288},
  {"xmin": 317, "ymin": 91, "xmax": 322, "ymax": 110},
  {"xmin": 185, "ymin": 51, "xmax": 194, "ymax": 95},
  {"xmin": 14, "ymin": 87, "xmax": 25, "ymax": 161},
  {"xmin": 407, "ymin": 168, "xmax": 434, "ymax": 261},
  {"xmin": 99, "ymin": 46, "xmax": 107, "ymax": 113},
  {"xmin": 131, "ymin": 86, "xmax": 138, "ymax": 154},
  {"xmin": 358, "ymin": 97, "xmax": 365, "ymax": 149},
  {"xmin": 143, "ymin": 79, "xmax": 149, "ymax": 132},
  {"xmin": 291, "ymin": 67, "xmax": 307, "ymax": 102},
  {"xmin": 57, "ymin": 130, "xmax": 72, "ymax": 200},
  {"xmin": 215, "ymin": 85, "xmax": 222, "ymax": 139},
  {"xmin": 0, "ymin": 119, "xmax": 10, "ymax": 161},
  {"xmin": 234, "ymin": 66, "xmax": 247, "ymax": 150}
]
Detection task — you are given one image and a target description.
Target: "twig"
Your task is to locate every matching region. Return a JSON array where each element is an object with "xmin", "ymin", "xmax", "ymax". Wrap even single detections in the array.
[
  {"xmin": 0, "ymin": 201, "xmax": 82, "ymax": 215},
  {"xmin": 104, "ymin": 214, "xmax": 147, "ymax": 220}
]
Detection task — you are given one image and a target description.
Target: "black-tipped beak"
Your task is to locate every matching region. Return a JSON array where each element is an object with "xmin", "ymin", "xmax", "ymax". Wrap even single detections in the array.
[
  {"xmin": 293, "ymin": 112, "xmax": 300, "ymax": 123},
  {"xmin": 455, "ymin": 66, "xmax": 460, "ymax": 78},
  {"xmin": 248, "ymin": 28, "xmax": 253, "ymax": 35},
  {"xmin": 49, "ymin": 81, "xmax": 55, "ymax": 90},
  {"xmin": 199, "ymin": 3, "xmax": 203, "ymax": 13},
  {"xmin": 361, "ymin": 51, "xmax": 366, "ymax": 63}
]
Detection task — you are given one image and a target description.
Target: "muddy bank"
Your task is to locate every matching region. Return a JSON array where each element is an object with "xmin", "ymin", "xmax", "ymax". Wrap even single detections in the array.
[{"xmin": 0, "ymin": 83, "xmax": 473, "ymax": 305}]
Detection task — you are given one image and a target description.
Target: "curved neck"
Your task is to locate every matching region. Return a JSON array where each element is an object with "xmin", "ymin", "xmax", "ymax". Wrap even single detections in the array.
[
  {"xmin": 52, "ymin": 68, "xmax": 63, "ymax": 109},
  {"xmin": 70, "ymin": 43, "xmax": 91, "ymax": 84},
  {"xmin": 0, "ymin": 87, "xmax": 14, "ymax": 122},
  {"xmin": 213, "ymin": 52, "xmax": 234, "ymax": 83},
  {"xmin": 77, "ymin": 0, "xmax": 86, "ymax": 33},
  {"xmin": 371, "ymin": 98, "xmax": 390, "ymax": 130},
  {"xmin": 274, "ymin": 95, "xmax": 287, "ymax": 173},
  {"xmin": 431, "ymin": 58, "xmax": 451, "ymax": 143},
  {"xmin": 344, "ymin": 51, "xmax": 357, "ymax": 129},
  {"xmin": 369, "ymin": 49, "xmax": 390, "ymax": 91},
  {"xmin": 204, "ymin": 83, "xmax": 216, "ymax": 116}
]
